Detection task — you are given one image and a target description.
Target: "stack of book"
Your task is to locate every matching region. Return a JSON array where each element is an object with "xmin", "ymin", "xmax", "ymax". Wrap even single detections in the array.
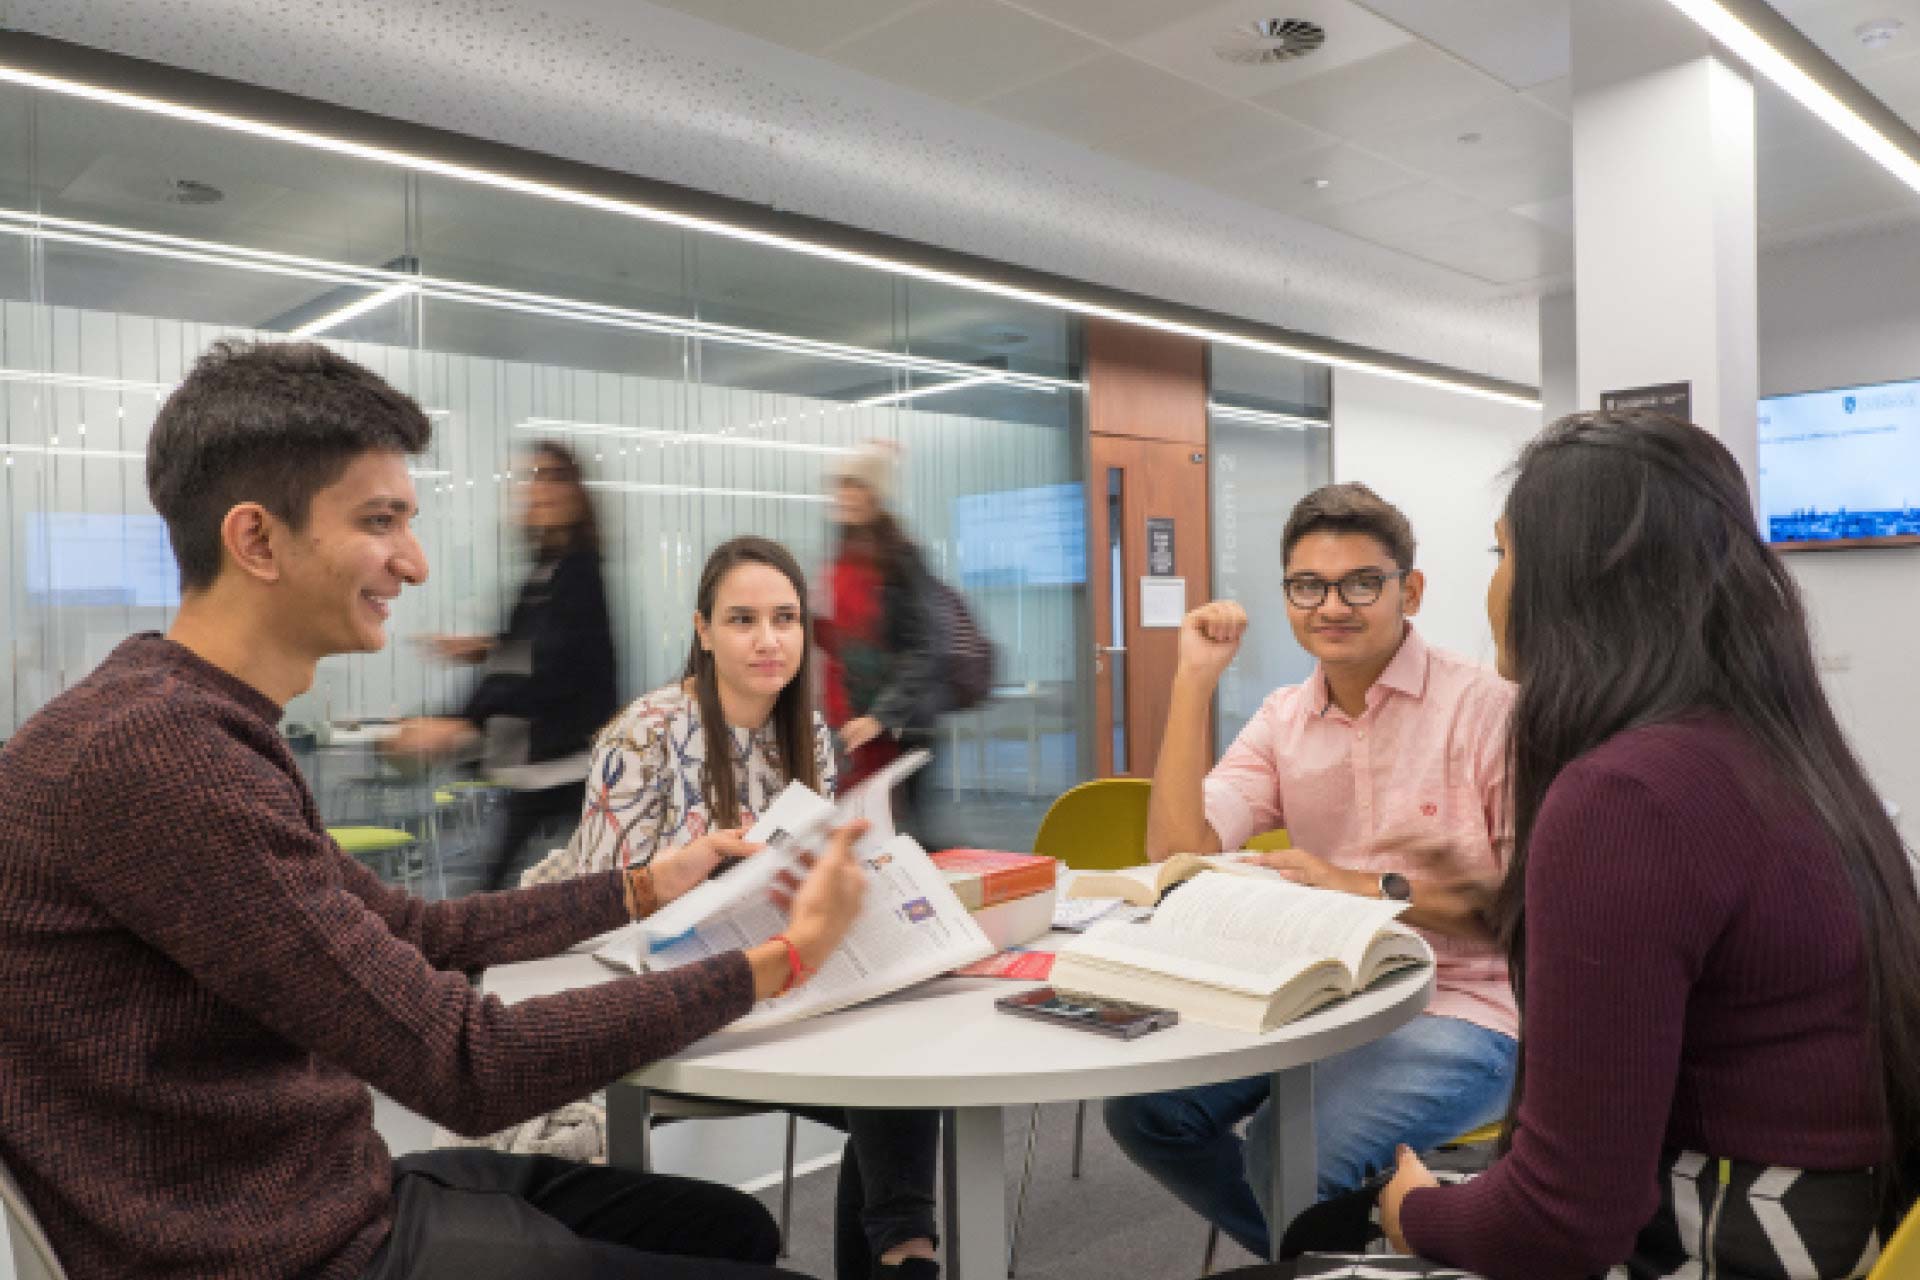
[{"xmin": 930, "ymin": 849, "xmax": 1059, "ymax": 952}]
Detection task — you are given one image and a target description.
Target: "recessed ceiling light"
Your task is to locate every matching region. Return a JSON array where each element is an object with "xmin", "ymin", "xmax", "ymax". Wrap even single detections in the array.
[
  {"xmin": 1305, "ymin": 176, "xmax": 1332, "ymax": 189},
  {"xmin": 1855, "ymin": 18, "xmax": 1905, "ymax": 49}
]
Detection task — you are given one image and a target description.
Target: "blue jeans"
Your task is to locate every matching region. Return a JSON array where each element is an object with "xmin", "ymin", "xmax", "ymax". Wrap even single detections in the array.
[{"xmin": 1102, "ymin": 1014, "xmax": 1516, "ymax": 1258}]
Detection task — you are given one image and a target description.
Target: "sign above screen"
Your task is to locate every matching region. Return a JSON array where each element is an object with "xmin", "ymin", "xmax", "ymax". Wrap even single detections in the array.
[{"xmin": 1757, "ymin": 377, "xmax": 1920, "ymax": 550}]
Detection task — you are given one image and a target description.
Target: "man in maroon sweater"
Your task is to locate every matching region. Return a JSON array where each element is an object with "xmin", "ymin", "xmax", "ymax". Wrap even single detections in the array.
[{"xmin": 0, "ymin": 341, "xmax": 864, "ymax": 1280}]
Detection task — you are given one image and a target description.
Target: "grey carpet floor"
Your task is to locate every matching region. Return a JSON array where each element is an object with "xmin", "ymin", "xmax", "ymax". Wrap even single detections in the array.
[{"xmin": 751, "ymin": 1101, "xmax": 1266, "ymax": 1280}]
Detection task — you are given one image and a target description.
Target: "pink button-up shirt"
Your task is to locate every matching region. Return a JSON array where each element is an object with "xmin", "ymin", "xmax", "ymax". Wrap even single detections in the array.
[{"xmin": 1203, "ymin": 625, "xmax": 1518, "ymax": 1039}]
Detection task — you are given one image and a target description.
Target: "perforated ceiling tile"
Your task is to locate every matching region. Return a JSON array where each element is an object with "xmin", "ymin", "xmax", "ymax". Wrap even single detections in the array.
[{"xmin": 10, "ymin": 0, "xmax": 1543, "ymax": 383}]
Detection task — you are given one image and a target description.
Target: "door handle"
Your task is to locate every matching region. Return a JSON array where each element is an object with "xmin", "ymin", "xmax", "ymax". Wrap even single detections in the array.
[{"xmin": 1097, "ymin": 645, "xmax": 1127, "ymax": 655}]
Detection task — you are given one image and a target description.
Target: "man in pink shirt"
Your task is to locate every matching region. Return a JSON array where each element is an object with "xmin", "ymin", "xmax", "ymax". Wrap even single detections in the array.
[{"xmin": 1103, "ymin": 483, "xmax": 1517, "ymax": 1259}]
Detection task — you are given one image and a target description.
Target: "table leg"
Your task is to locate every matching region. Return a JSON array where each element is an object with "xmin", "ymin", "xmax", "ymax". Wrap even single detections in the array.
[
  {"xmin": 1266, "ymin": 1065, "xmax": 1315, "ymax": 1262},
  {"xmin": 941, "ymin": 1106, "xmax": 1006, "ymax": 1280},
  {"xmin": 605, "ymin": 1082, "xmax": 653, "ymax": 1171}
]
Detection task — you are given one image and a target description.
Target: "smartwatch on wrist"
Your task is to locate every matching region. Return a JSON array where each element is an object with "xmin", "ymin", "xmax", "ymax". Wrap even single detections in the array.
[{"xmin": 1378, "ymin": 871, "xmax": 1412, "ymax": 903}]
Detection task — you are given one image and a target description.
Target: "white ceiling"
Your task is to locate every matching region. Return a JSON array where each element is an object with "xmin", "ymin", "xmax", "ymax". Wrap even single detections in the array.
[
  {"xmin": 7, "ymin": 0, "xmax": 1920, "ymax": 389},
  {"xmin": 639, "ymin": 0, "xmax": 1920, "ymax": 275}
]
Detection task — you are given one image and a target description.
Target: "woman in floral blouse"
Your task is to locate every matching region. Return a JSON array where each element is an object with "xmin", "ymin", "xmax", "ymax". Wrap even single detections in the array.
[{"xmin": 567, "ymin": 535, "xmax": 943, "ymax": 1280}]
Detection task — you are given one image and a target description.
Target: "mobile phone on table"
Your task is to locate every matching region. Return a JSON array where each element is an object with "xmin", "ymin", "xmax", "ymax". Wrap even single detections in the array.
[{"xmin": 993, "ymin": 986, "xmax": 1179, "ymax": 1039}]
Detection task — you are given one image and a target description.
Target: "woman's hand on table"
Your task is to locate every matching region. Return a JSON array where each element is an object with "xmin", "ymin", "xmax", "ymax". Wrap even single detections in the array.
[
  {"xmin": 649, "ymin": 829, "xmax": 763, "ymax": 904},
  {"xmin": 1379, "ymin": 1144, "xmax": 1440, "ymax": 1254},
  {"xmin": 747, "ymin": 821, "xmax": 869, "ymax": 999}
]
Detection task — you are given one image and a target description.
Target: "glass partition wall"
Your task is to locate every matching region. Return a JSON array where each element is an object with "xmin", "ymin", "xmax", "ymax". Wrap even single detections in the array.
[
  {"xmin": 1208, "ymin": 345, "xmax": 1333, "ymax": 754},
  {"xmin": 0, "ymin": 83, "xmax": 1085, "ymax": 883}
]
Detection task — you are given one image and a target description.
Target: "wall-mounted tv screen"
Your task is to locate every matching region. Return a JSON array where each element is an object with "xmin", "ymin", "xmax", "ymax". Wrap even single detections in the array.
[
  {"xmin": 1758, "ymin": 377, "xmax": 1920, "ymax": 549},
  {"xmin": 952, "ymin": 482, "xmax": 1086, "ymax": 587},
  {"xmin": 24, "ymin": 512, "xmax": 182, "ymax": 607}
]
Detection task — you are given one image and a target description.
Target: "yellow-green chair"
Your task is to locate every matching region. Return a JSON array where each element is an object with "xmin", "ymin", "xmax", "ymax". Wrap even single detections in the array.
[
  {"xmin": 1870, "ymin": 1194, "xmax": 1920, "ymax": 1279},
  {"xmin": 328, "ymin": 825, "xmax": 422, "ymax": 891},
  {"xmin": 1030, "ymin": 777, "xmax": 1152, "ymax": 870},
  {"xmin": 1244, "ymin": 828, "xmax": 1292, "ymax": 852},
  {"xmin": 1010, "ymin": 778, "xmax": 1153, "ymax": 1275}
]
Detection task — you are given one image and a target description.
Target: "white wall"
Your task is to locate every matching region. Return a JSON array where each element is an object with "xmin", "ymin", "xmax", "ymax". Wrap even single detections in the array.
[
  {"xmin": 1535, "ymin": 224, "xmax": 1920, "ymax": 827},
  {"xmin": 1331, "ymin": 368, "xmax": 1543, "ymax": 669},
  {"xmin": 1756, "ymin": 224, "xmax": 1920, "ymax": 829}
]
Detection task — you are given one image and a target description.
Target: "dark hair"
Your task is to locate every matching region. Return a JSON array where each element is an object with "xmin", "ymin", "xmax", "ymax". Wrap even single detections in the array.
[
  {"xmin": 147, "ymin": 340, "xmax": 432, "ymax": 592},
  {"xmin": 1492, "ymin": 410, "xmax": 1920, "ymax": 1210},
  {"xmin": 523, "ymin": 439, "xmax": 601, "ymax": 558},
  {"xmin": 1282, "ymin": 482, "xmax": 1416, "ymax": 571},
  {"xmin": 684, "ymin": 536, "xmax": 821, "ymax": 828}
]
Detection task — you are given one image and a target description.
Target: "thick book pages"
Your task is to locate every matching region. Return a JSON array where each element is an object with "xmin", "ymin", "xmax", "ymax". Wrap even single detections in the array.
[
  {"xmin": 969, "ymin": 886, "xmax": 1057, "ymax": 952},
  {"xmin": 1064, "ymin": 852, "xmax": 1293, "ymax": 906},
  {"xmin": 1050, "ymin": 873, "xmax": 1427, "ymax": 1033},
  {"xmin": 931, "ymin": 849, "xmax": 1060, "ymax": 909},
  {"xmin": 592, "ymin": 751, "xmax": 993, "ymax": 1028}
]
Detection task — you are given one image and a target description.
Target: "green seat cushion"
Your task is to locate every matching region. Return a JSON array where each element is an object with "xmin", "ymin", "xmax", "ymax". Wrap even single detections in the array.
[{"xmin": 328, "ymin": 825, "xmax": 416, "ymax": 854}]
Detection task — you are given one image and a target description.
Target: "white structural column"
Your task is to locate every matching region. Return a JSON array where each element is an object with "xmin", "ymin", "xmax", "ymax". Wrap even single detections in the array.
[{"xmin": 1571, "ymin": 0, "xmax": 1760, "ymax": 491}]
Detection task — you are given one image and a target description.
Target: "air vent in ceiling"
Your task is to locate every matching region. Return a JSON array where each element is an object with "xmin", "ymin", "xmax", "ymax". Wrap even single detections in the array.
[{"xmin": 1215, "ymin": 19, "xmax": 1327, "ymax": 65}]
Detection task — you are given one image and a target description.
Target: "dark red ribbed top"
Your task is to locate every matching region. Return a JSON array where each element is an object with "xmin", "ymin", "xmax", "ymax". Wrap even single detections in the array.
[
  {"xmin": 1402, "ymin": 716, "xmax": 1884, "ymax": 1278},
  {"xmin": 0, "ymin": 635, "xmax": 754, "ymax": 1280}
]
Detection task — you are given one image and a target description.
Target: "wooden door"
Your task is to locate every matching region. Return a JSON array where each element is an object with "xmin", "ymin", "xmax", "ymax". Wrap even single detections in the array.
[{"xmin": 1089, "ymin": 434, "xmax": 1211, "ymax": 778}]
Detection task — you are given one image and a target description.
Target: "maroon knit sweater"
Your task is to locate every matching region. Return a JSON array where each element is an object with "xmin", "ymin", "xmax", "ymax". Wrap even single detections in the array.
[
  {"xmin": 1401, "ymin": 716, "xmax": 1885, "ymax": 1278},
  {"xmin": 0, "ymin": 635, "xmax": 755, "ymax": 1280}
]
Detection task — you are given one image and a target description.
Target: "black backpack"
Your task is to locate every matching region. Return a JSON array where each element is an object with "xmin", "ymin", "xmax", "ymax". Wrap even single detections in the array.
[{"xmin": 923, "ymin": 575, "xmax": 996, "ymax": 715}]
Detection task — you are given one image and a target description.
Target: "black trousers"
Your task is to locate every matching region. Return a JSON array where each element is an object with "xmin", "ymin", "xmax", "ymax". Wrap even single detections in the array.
[
  {"xmin": 789, "ymin": 1107, "xmax": 941, "ymax": 1280},
  {"xmin": 359, "ymin": 1148, "xmax": 803, "ymax": 1280},
  {"xmin": 482, "ymin": 781, "xmax": 587, "ymax": 892}
]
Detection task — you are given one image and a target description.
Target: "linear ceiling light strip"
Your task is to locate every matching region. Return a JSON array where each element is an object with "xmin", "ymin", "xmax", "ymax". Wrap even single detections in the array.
[
  {"xmin": 289, "ymin": 280, "xmax": 419, "ymax": 338},
  {"xmin": 1208, "ymin": 403, "xmax": 1328, "ymax": 430},
  {"xmin": 1662, "ymin": 0, "xmax": 1920, "ymax": 194},
  {"xmin": 0, "ymin": 63, "xmax": 1538, "ymax": 409},
  {"xmin": 858, "ymin": 374, "xmax": 1011, "ymax": 407},
  {"xmin": 585, "ymin": 479, "xmax": 830, "ymax": 503},
  {"xmin": 0, "ymin": 206, "xmax": 1071, "ymax": 393},
  {"xmin": 519, "ymin": 417, "xmax": 857, "ymax": 456}
]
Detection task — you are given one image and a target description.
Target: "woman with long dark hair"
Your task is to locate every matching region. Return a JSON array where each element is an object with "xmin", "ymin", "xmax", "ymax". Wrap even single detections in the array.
[
  {"xmin": 1238, "ymin": 412, "xmax": 1920, "ymax": 1279},
  {"xmin": 394, "ymin": 439, "xmax": 618, "ymax": 890},
  {"xmin": 567, "ymin": 535, "xmax": 943, "ymax": 1280}
]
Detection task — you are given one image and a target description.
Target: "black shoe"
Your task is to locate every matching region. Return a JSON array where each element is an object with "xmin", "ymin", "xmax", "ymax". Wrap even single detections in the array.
[{"xmin": 872, "ymin": 1257, "xmax": 939, "ymax": 1280}]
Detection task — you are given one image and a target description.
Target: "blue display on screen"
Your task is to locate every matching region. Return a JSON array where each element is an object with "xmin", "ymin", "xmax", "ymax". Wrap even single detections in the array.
[
  {"xmin": 25, "ymin": 512, "xmax": 182, "ymax": 607},
  {"xmin": 1758, "ymin": 378, "xmax": 1920, "ymax": 546},
  {"xmin": 952, "ymin": 483, "xmax": 1086, "ymax": 587}
]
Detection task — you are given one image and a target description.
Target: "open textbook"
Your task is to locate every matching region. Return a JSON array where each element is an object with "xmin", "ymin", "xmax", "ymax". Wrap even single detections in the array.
[
  {"xmin": 1064, "ymin": 851, "xmax": 1294, "ymax": 906},
  {"xmin": 593, "ymin": 751, "xmax": 993, "ymax": 1029},
  {"xmin": 1049, "ymin": 873, "xmax": 1429, "ymax": 1033}
]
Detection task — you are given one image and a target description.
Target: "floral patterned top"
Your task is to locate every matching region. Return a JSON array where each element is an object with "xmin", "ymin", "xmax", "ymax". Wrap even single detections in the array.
[{"xmin": 567, "ymin": 682, "xmax": 838, "ymax": 874}]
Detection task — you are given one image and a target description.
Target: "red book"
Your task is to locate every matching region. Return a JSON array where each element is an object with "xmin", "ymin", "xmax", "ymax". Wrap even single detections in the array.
[
  {"xmin": 954, "ymin": 949, "xmax": 1055, "ymax": 980},
  {"xmin": 932, "ymin": 849, "xmax": 1059, "ymax": 909}
]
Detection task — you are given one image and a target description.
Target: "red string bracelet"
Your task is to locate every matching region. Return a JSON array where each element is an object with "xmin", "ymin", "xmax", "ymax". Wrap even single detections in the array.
[{"xmin": 770, "ymin": 933, "xmax": 813, "ymax": 996}]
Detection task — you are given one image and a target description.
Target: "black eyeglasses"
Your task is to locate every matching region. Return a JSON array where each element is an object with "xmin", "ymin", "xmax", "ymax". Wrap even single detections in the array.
[{"xmin": 1282, "ymin": 569, "xmax": 1407, "ymax": 609}]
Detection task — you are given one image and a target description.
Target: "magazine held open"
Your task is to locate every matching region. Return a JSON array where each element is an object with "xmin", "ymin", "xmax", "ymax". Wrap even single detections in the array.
[{"xmin": 592, "ymin": 750, "xmax": 993, "ymax": 1029}]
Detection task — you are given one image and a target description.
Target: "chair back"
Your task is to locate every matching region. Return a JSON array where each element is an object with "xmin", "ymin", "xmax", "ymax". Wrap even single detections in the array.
[
  {"xmin": 1869, "ymin": 1193, "xmax": 1920, "ymax": 1279},
  {"xmin": 0, "ymin": 1150, "xmax": 69, "ymax": 1280},
  {"xmin": 1244, "ymin": 829, "xmax": 1292, "ymax": 852},
  {"xmin": 1032, "ymin": 779, "xmax": 1152, "ymax": 870}
]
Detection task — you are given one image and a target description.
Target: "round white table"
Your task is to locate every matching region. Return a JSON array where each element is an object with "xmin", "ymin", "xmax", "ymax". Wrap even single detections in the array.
[{"xmin": 485, "ymin": 945, "xmax": 1432, "ymax": 1280}]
